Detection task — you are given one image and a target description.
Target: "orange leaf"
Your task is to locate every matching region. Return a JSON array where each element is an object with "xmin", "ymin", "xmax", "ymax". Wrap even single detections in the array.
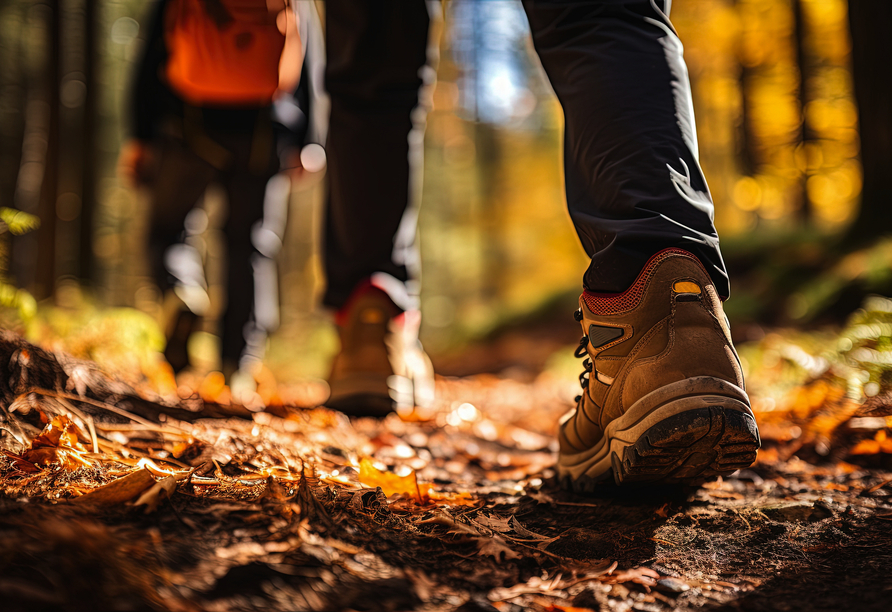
[
  {"xmin": 73, "ymin": 468, "xmax": 156, "ymax": 506},
  {"xmin": 199, "ymin": 371, "xmax": 229, "ymax": 404},
  {"xmin": 31, "ymin": 415, "xmax": 86, "ymax": 451},
  {"xmin": 850, "ymin": 439, "xmax": 880, "ymax": 455},
  {"xmin": 19, "ymin": 415, "xmax": 93, "ymax": 471},
  {"xmin": 358, "ymin": 458, "xmax": 425, "ymax": 502}
]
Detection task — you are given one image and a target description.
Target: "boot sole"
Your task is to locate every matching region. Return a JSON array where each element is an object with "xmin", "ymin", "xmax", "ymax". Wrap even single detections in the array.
[
  {"xmin": 558, "ymin": 377, "xmax": 760, "ymax": 492},
  {"xmin": 326, "ymin": 393, "xmax": 394, "ymax": 417},
  {"xmin": 326, "ymin": 376, "xmax": 395, "ymax": 417}
]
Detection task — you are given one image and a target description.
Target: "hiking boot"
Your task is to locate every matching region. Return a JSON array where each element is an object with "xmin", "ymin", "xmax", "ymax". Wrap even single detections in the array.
[
  {"xmin": 327, "ymin": 282, "xmax": 434, "ymax": 417},
  {"xmin": 558, "ymin": 248, "xmax": 760, "ymax": 491}
]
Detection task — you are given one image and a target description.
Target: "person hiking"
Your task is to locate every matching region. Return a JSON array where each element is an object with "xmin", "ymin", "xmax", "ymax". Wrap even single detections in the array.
[
  {"xmin": 321, "ymin": 0, "xmax": 760, "ymax": 489},
  {"xmin": 120, "ymin": 0, "xmax": 325, "ymax": 399}
]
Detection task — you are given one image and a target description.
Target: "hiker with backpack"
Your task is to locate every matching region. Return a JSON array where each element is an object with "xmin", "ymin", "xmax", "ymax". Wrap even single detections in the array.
[{"xmin": 120, "ymin": 0, "xmax": 324, "ymax": 402}]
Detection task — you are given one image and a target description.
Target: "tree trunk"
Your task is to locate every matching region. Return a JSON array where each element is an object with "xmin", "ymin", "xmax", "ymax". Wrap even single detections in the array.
[
  {"xmin": 78, "ymin": 0, "xmax": 97, "ymax": 285},
  {"xmin": 845, "ymin": 0, "xmax": 892, "ymax": 245},
  {"xmin": 34, "ymin": 0, "xmax": 60, "ymax": 298},
  {"xmin": 793, "ymin": 0, "xmax": 814, "ymax": 225}
]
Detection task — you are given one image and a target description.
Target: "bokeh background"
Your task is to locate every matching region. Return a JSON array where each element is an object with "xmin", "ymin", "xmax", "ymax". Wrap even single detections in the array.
[{"xmin": 0, "ymin": 0, "xmax": 887, "ymax": 387}]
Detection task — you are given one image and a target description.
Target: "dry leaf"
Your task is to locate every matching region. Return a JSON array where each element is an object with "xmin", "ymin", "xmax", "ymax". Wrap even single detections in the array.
[
  {"xmin": 605, "ymin": 566, "xmax": 660, "ymax": 588},
  {"xmin": 509, "ymin": 515, "xmax": 551, "ymax": 540},
  {"xmin": 476, "ymin": 535, "xmax": 520, "ymax": 561},
  {"xmin": 473, "ymin": 513, "xmax": 513, "ymax": 533},
  {"xmin": 358, "ymin": 458, "xmax": 424, "ymax": 502},
  {"xmin": 21, "ymin": 415, "xmax": 92, "ymax": 471},
  {"xmin": 73, "ymin": 469, "xmax": 156, "ymax": 506},
  {"xmin": 134, "ymin": 474, "xmax": 179, "ymax": 513}
]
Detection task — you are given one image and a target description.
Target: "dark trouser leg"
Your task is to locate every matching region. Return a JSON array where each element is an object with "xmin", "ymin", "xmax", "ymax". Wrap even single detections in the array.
[
  {"xmin": 322, "ymin": 0, "xmax": 432, "ymax": 309},
  {"xmin": 146, "ymin": 136, "xmax": 215, "ymax": 293},
  {"xmin": 522, "ymin": 0, "xmax": 730, "ymax": 298},
  {"xmin": 220, "ymin": 148, "xmax": 277, "ymax": 371}
]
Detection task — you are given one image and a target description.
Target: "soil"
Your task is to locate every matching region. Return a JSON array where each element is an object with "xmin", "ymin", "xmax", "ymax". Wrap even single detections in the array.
[{"xmin": 2, "ymin": 330, "xmax": 892, "ymax": 612}]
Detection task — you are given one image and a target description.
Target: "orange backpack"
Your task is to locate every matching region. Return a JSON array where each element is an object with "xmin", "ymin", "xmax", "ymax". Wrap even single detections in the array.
[{"xmin": 164, "ymin": 0, "xmax": 293, "ymax": 106}]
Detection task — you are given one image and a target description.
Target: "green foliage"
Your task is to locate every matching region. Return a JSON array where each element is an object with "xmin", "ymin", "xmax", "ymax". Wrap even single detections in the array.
[
  {"xmin": 736, "ymin": 294, "xmax": 892, "ymax": 407},
  {"xmin": 0, "ymin": 207, "xmax": 40, "ymax": 236},
  {"xmin": 0, "ymin": 207, "xmax": 39, "ymax": 326},
  {"xmin": 838, "ymin": 296, "xmax": 892, "ymax": 395},
  {"xmin": 0, "ymin": 281, "xmax": 37, "ymax": 323}
]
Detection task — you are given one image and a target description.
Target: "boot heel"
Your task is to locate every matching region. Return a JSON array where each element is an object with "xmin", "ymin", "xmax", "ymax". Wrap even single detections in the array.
[{"xmin": 613, "ymin": 404, "xmax": 760, "ymax": 485}]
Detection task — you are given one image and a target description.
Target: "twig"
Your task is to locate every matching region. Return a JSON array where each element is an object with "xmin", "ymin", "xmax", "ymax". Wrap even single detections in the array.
[
  {"xmin": 32, "ymin": 388, "xmax": 190, "ymax": 437},
  {"xmin": 505, "ymin": 536, "xmax": 567, "ymax": 560},
  {"xmin": 649, "ymin": 536, "xmax": 679, "ymax": 546},
  {"xmin": 865, "ymin": 476, "xmax": 892, "ymax": 494},
  {"xmin": 53, "ymin": 396, "xmax": 99, "ymax": 453},
  {"xmin": 550, "ymin": 500, "xmax": 600, "ymax": 508},
  {"xmin": 94, "ymin": 438, "xmax": 191, "ymax": 470},
  {"xmin": 85, "ymin": 414, "xmax": 99, "ymax": 453},
  {"xmin": 0, "ymin": 427, "xmax": 26, "ymax": 452},
  {"xmin": 559, "ymin": 561, "xmax": 619, "ymax": 589}
]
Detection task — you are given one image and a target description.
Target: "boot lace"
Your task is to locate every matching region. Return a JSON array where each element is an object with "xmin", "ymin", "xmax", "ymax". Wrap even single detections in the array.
[{"xmin": 573, "ymin": 307, "xmax": 590, "ymax": 403}]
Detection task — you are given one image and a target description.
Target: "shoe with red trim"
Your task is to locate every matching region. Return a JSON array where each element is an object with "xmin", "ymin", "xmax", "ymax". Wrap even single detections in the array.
[
  {"xmin": 558, "ymin": 248, "xmax": 760, "ymax": 491},
  {"xmin": 326, "ymin": 282, "xmax": 434, "ymax": 417}
]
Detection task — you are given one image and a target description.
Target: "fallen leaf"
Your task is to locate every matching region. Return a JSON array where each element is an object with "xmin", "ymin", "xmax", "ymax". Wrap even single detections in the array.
[
  {"xmin": 654, "ymin": 503, "xmax": 671, "ymax": 518},
  {"xmin": 134, "ymin": 474, "xmax": 179, "ymax": 513},
  {"xmin": 417, "ymin": 511, "xmax": 477, "ymax": 535},
  {"xmin": 473, "ymin": 513, "xmax": 513, "ymax": 533},
  {"xmin": 358, "ymin": 458, "xmax": 424, "ymax": 502},
  {"xmin": 605, "ymin": 566, "xmax": 660, "ymax": 588},
  {"xmin": 21, "ymin": 415, "xmax": 92, "ymax": 471},
  {"xmin": 73, "ymin": 468, "xmax": 156, "ymax": 506},
  {"xmin": 510, "ymin": 515, "xmax": 551, "ymax": 540},
  {"xmin": 527, "ymin": 490, "xmax": 554, "ymax": 504},
  {"xmin": 476, "ymin": 535, "xmax": 520, "ymax": 561},
  {"xmin": 30, "ymin": 415, "xmax": 85, "ymax": 450}
]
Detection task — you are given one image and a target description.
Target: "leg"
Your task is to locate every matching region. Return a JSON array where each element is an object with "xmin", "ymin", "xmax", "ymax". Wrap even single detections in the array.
[
  {"xmin": 145, "ymin": 136, "xmax": 215, "ymax": 295},
  {"xmin": 322, "ymin": 0, "xmax": 433, "ymax": 309},
  {"xmin": 219, "ymin": 129, "xmax": 278, "ymax": 373},
  {"xmin": 523, "ymin": 0, "xmax": 729, "ymax": 297},
  {"xmin": 322, "ymin": 0, "xmax": 437, "ymax": 415},
  {"xmin": 522, "ymin": 0, "xmax": 759, "ymax": 488},
  {"xmin": 145, "ymin": 135, "xmax": 215, "ymax": 372}
]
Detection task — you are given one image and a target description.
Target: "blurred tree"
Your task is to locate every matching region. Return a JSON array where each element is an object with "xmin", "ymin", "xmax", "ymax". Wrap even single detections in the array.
[
  {"xmin": 35, "ymin": 0, "xmax": 59, "ymax": 299},
  {"xmin": 845, "ymin": 0, "xmax": 892, "ymax": 245},
  {"xmin": 0, "ymin": 2, "xmax": 27, "ymax": 216},
  {"xmin": 793, "ymin": 0, "xmax": 815, "ymax": 223},
  {"xmin": 79, "ymin": 0, "xmax": 98, "ymax": 284}
]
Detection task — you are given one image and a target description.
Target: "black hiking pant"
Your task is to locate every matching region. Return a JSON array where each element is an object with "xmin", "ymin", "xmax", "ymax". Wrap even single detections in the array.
[
  {"xmin": 145, "ymin": 108, "xmax": 279, "ymax": 370},
  {"xmin": 322, "ymin": 0, "xmax": 730, "ymax": 310}
]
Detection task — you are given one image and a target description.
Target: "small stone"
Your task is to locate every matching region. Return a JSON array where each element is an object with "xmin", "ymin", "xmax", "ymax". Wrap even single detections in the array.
[
  {"xmin": 656, "ymin": 578, "xmax": 690, "ymax": 595},
  {"xmin": 610, "ymin": 584, "xmax": 630, "ymax": 599}
]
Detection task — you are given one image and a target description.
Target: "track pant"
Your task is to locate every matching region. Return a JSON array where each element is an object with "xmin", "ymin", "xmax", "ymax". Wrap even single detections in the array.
[{"xmin": 322, "ymin": 0, "xmax": 730, "ymax": 310}]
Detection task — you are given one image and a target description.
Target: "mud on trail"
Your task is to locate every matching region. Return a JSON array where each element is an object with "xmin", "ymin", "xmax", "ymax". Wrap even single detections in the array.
[{"xmin": 2, "ymin": 319, "xmax": 892, "ymax": 612}]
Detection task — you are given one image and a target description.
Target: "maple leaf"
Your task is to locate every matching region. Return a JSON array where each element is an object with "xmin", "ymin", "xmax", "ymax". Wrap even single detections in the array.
[
  {"xmin": 476, "ymin": 535, "xmax": 520, "ymax": 561},
  {"xmin": 473, "ymin": 513, "xmax": 513, "ymax": 533}
]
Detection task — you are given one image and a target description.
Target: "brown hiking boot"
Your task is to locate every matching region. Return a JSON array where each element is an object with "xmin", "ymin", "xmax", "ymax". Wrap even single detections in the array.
[
  {"xmin": 559, "ymin": 248, "xmax": 760, "ymax": 491},
  {"xmin": 327, "ymin": 283, "xmax": 434, "ymax": 416}
]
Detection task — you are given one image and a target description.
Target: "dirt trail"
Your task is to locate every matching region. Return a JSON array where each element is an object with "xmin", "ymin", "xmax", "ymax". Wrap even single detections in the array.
[{"xmin": 1, "ymin": 330, "xmax": 892, "ymax": 611}]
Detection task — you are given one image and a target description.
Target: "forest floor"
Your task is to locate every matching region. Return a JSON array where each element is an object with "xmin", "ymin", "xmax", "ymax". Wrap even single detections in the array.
[{"xmin": 2, "ymin": 297, "xmax": 892, "ymax": 612}]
